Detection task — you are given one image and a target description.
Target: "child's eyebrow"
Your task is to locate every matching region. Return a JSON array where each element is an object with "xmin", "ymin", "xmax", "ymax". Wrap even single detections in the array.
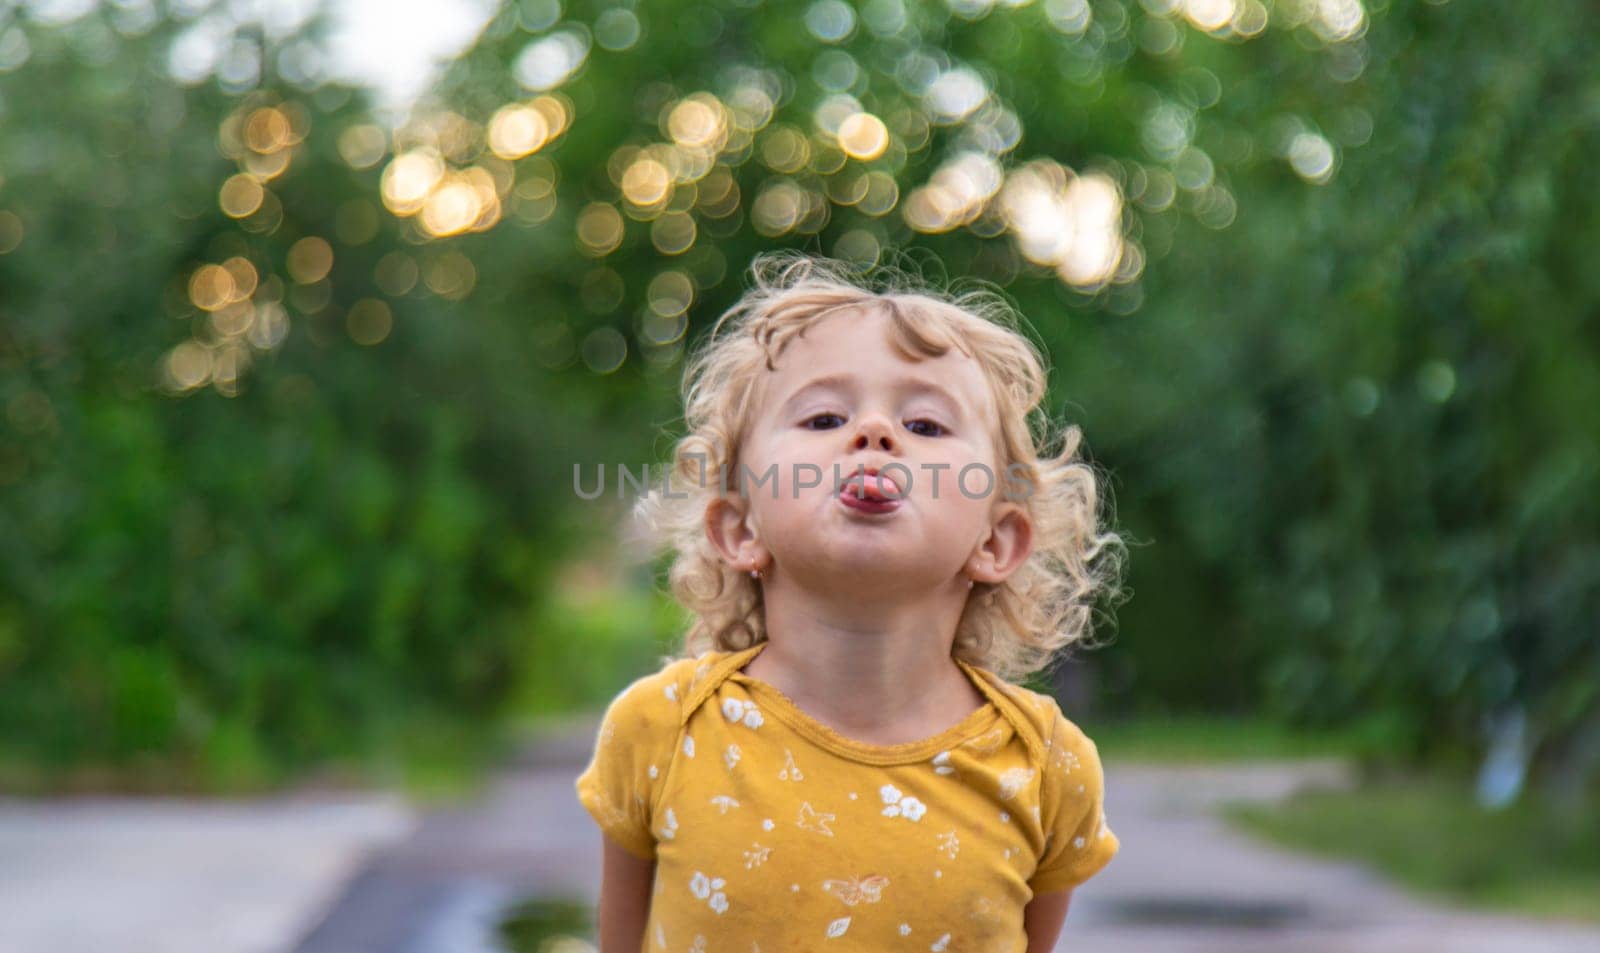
[{"xmin": 778, "ymin": 373, "xmax": 967, "ymax": 419}]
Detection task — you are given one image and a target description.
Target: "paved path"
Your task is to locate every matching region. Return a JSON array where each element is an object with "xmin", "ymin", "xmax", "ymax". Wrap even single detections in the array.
[
  {"xmin": 290, "ymin": 717, "xmax": 1600, "ymax": 953},
  {"xmin": 1058, "ymin": 760, "xmax": 1600, "ymax": 952},
  {"xmin": 4, "ymin": 717, "xmax": 1597, "ymax": 953},
  {"xmin": 0, "ymin": 790, "xmax": 415, "ymax": 953}
]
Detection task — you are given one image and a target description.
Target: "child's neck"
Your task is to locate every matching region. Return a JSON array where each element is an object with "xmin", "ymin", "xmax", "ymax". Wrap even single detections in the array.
[{"xmin": 740, "ymin": 582, "xmax": 989, "ymax": 746}]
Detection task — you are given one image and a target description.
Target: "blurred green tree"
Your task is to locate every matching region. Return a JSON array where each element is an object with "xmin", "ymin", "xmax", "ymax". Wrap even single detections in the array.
[{"xmin": 0, "ymin": 0, "xmax": 1594, "ymax": 808}]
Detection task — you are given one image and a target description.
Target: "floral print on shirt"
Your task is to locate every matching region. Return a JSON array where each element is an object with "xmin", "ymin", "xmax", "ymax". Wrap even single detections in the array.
[{"xmin": 573, "ymin": 648, "xmax": 1121, "ymax": 948}]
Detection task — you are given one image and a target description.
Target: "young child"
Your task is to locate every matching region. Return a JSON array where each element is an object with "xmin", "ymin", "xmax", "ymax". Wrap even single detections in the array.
[{"xmin": 576, "ymin": 251, "xmax": 1126, "ymax": 951}]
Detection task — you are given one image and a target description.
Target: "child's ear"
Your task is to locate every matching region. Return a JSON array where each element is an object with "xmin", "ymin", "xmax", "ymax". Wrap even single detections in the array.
[
  {"xmin": 704, "ymin": 495, "xmax": 769, "ymax": 573},
  {"xmin": 965, "ymin": 503, "xmax": 1033, "ymax": 585}
]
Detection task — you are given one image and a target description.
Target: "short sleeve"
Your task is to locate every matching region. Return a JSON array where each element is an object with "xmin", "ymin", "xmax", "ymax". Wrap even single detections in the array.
[
  {"xmin": 1028, "ymin": 711, "xmax": 1120, "ymax": 895},
  {"xmin": 573, "ymin": 661, "xmax": 688, "ymax": 861}
]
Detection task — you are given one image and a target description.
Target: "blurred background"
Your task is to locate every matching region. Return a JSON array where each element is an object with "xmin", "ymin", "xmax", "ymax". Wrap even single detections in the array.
[{"xmin": 0, "ymin": 0, "xmax": 1596, "ymax": 951}]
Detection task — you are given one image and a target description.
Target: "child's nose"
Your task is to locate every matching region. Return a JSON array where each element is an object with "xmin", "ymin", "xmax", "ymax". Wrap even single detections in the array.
[{"xmin": 851, "ymin": 414, "xmax": 895, "ymax": 452}]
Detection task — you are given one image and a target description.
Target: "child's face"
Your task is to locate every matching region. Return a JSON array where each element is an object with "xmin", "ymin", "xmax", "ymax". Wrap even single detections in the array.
[{"xmin": 722, "ymin": 304, "xmax": 1026, "ymax": 595}]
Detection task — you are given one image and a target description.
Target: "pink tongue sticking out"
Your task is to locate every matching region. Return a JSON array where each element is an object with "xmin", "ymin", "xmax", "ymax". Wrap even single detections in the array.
[{"xmin": 843, "ymin": 475, "xmax": 896, "ymax": 501}]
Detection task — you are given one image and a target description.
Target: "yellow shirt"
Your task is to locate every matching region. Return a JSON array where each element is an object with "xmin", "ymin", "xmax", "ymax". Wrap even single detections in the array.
[{"xmin": 575, "ymin": 643, "xmax": 1120, "ymax": 951}]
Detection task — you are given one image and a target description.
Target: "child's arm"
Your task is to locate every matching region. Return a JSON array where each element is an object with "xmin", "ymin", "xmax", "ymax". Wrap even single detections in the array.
[
  {"xmin": 597, "ymin": 833, "xmax": 656, "ymax": 953},
  {"xmin": 1022, "ymin": 887, "xmax": 1073, "ymax": 952}
]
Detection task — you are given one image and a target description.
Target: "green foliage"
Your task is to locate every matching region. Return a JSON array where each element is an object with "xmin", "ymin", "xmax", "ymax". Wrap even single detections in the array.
[
  {"xmin": 0, "ymin": 9, "xmax": 602, "ymax": 788},
  {"xmin": 1091, "ymin": 712, "xmax": 1379, "ymax": 762},
  {"xmin": 0, "ymin": 0, "xmax": 1595, "ymax": 805},
  {"xmin": 497, "ymin": 896, "xmax": 593, "ymax": 953}
]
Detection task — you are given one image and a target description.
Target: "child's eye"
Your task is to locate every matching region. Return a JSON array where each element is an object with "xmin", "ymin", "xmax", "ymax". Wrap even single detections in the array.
[
  {"xmin": 804, "ymin": 413, "xmax": 846, "ymax": 430},
  {"xmin": 907, "ymin": 419, "xmax": 946, "ymax": 437}
]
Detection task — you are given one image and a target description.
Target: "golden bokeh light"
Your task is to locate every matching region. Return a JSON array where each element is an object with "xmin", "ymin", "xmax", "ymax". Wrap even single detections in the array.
[
  {"xmin": 727, "ymin": 81, "xmax": 777, "ymax": 132},
  {"xmin": 280, "ymin": 101, "xmax": 312, "ymax": 143},
  {"xmin": 890, "ymin": 108, "xmax": 931, "ymax": 153},
  {"xmin": 256, "ymin": 273, "xmax": 284, "ymax": 304},
  {"xmin": 1232, "ymin": 0, "xmax": 1269, "ymax": 36},
  {"xmin": 239, "ymin": 189, "xmax": 283, "ymax": 234},
  {"xmin": 577, "ymin": 202, "xmax": 626, "ymax": 256},
  {"xmin": 417, "ymin": 166, "xmax": 501, "ymax": 238},
  {"xmin": 998, "ymin": 160, "xmax": 1128, "ymax": 290},
  {"xmin": 531, "ymin": 94, "xmax": 572, "ymax": 139},
  {"xmin": 520, "ymin": 156, "xmax": 559, "ymax": 190},
  {"xmin": 375, "ymin": 252, "xmax": 419, "ymax": 296},
  {"xmin": 421, "ymin": 176, "xmax": 484, "ymax": 237},
  {"xmin": 188, "ymin": 264, "xmax": 237, "ymax": 312},
  {"xmin": 464, "ymin": 164, "xmax": 506, "ymax": 229},
  {"xmin": 695, "ymin": 168, "xmax": 741, "ymax": 218},
  {"xmin": 374, "ymin": 103, "xmax": 548, "ymax": 238},
  {"xmin": 825, "ymin": 170, "xmax": 870, "ymax": 206},
  {"xmin": 287, "ymin": 237, "xmax": 334, "ymax": 284},
  {"xmin": 670, "ymin": 141, "xmax": 718, "ymax": 184},
  {"xmin": 808, "ymin": 139, "xmax": 847, "ymax": 176},
  {"xmin": 1309, "ymin": 0, "xmax": 1366, "ymax": 42},
  {"xmin": 1287, "ymin": 131, "xmax": 1337, "ymax": 183},
  {"xmin": 834, "ymin": 228, "xmax": 882, "ymax": 266},
  {"xmin": 423, "ymin": 250, "xmax": 476, "ymax": 300},
  {"xmin": 647, "ymin": 270, "xmax": 695, "ymax": 318},
  {"xmin": 381, "ymin": 150, "xmax": 446, "ymax": 216},
  {"xmin": 211, "ymin": 343, "xmax": 249, "ymax": 397},
  {"xmin": 666, "ymin": 93, "xmax": 729, "ymax": 152},
  {"xmin": 210, "ymin": 300, "xmax": 254, "ymax": 338},
  {"xmin": 1134, "ymin": 166, "xmax": 1178, "ymax": 212},
  {"xmin": 751, "ymin": 179, "xmax": 806, "ymax": 236},
  {"xmin": 760, "ymin": 126, "xmax": 811, "ymax": 174},
  {"xmin": 640, "ymin": 310, "xmax": 689, "ymax": 348},
  {"xmin": 219, "ymin": 174, "xmax": 264, "ymax": 218},
  {"xmin": 217, "ymin": 113, "xmax": 246, "ymax": 159},
  {"xmin": 855, "ymin": 171, "xmax": 898, "ymax": 216},
  {"xmin": 902, "ymin": 188, "xmax": 957, "ymax": 234},
  {"xmin": 621, "ymin": 157, "xmax": 674, "ymax": 208},
  {"xmin": 347, "ymin": 298, "xmax": 394, "ymax": 345},
  {"xmin": 1045, "ymin": 0, "xmax": 1094, "ymax": 33},
  {"xmin": 247, "ymin": 301, "xmax": 290, "ymax": 350},
  {"xmin": 1059, "ymin": 173, "xmax": 1125, "ymax": 288},
  {"xmin": 581, "ymin": 326, "xmax": 628, "ymax": 374},
  {"xmin": 1181, "ymin": 0, "xmax": 1236, "ymax": 32},
  {"xmin": 925, "ymin": 66, "xmax": 989, "ymax": 124},
  {"xmin": 837, "ymin": 112, "xmax": 889, "ymax": 161},
  {"xmin": 651, "ymin": 211, "xmax": 697, "ymax": 255},
  {"xmin": 404, "ymin": 110, "xmax": 483, "ymax": 165},
  {"xmin": 903, "ymin": 152, "xmax": 1003, "ymax": 233},
  {"xmin": 998, "ymin": 161, "xmax": 1069, "ymax": 262},
  {"xmin": 241, "ymin": 149, "xmax": 292, "ymax": 182},
  {"xmin": 513, "ymin": 175, "xmax": 558, "ymax": 225},
  {"xmin": 221, "ymin": 256, "xmax": 258, "ymax": 298},
  {"xmin": 488, "ymin": 103, "xmax": 551, "ymax": 159},
  {"xmin": 606, "ymin": 145, "xmax": 642, "ymax": 188},
  {"xmin": 245, "ymin": 107, "xmax": 293, "ymax": 154},
  {"xmin": 165, "ymin": 341, "xmax": 212, "ymax": 391},
  {"xmin": 338, "ymin": 124, "xmax": 388, "ymax": 169}
]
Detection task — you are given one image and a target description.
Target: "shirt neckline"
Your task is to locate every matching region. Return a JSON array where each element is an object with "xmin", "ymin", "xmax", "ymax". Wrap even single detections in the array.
[{"xmin": 719, "ymin": 642, "xmax": 1006, "ymax": 765}]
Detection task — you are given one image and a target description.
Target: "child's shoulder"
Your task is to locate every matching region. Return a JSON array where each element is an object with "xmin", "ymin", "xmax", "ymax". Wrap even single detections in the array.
[
  {"xmin": 965, "ymin": 665, "xmax": 1101, "ymax": 760},
  {"xmin": 603, "ymin": 647, "xmax": 752, "ymax": 728}
]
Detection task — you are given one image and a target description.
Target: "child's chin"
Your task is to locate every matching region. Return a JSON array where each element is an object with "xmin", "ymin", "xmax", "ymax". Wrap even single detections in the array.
[{"xmin": 812, "ymin": 548, "xmax": 934, "ymax": 582}]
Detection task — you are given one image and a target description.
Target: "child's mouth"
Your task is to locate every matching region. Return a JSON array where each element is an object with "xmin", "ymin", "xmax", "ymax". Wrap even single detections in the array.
[{"xmin": 838, "ymin": 483, "xmax": 902, "ymax": 515}]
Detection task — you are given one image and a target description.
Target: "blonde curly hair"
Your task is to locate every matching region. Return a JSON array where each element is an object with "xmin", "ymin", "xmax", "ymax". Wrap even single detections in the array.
[{"xmin": 632, "ymin": 251, "xmax": 1126, "ymax": 683}]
